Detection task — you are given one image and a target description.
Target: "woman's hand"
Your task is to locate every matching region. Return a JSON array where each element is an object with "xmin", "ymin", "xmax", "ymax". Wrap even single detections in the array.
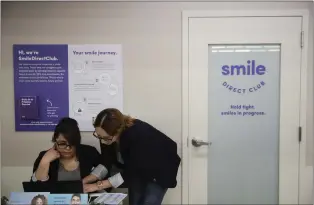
[
  {"xmin": 83, "ymin": 180, "xmax": 112, "ymax": 193},
  {"xmin": 82, "ymin": 174, "xmax": 98, "ymax": 184},
  {"xmin": 41, "ymin": 146, "xmax": 60, "ymax": 164},
  {"xmin": 34, "ymin": 146, "xmax": 59, "ymax": 181},
  {"xmin": 83, "ymin": 183, "xmax": 99, "ymax": 193}
]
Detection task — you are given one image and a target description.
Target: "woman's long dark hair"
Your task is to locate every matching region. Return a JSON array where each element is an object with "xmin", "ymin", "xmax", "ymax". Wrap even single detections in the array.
[
  {"xmin": 52, "ymin": 117, "xmax": 81, "ymax": 156},
  {"xmin": 52, "ymin": 117, "xmax": 81, "ymax": 146}
]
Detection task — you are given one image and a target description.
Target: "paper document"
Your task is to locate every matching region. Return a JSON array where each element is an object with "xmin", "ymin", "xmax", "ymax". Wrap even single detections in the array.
[{"xmin": 93, "ymin": 193, "xmax": 127, "ymax": 204}]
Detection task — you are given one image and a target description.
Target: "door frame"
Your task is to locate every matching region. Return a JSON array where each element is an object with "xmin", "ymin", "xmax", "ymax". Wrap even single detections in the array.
[{"xmin": 182, "ymin": 9, "xmax": 310, "ymax": 204}]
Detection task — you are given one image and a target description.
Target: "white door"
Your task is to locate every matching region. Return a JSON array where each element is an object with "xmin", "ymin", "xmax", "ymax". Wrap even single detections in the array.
[{"xmin": 187, "ymin": 16, "xmax": 302, "ymax": 204}]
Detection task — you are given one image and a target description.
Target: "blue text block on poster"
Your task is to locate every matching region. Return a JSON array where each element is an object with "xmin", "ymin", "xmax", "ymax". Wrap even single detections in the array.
[{"xmin": 13, "ymin": 44, "xmax": 69, "ymax": 131}]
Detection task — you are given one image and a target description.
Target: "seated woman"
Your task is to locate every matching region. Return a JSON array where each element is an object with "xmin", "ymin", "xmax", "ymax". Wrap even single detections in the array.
[{"xmin": 31, "ymin": 117, "xmax": 108, "ymax": 185}]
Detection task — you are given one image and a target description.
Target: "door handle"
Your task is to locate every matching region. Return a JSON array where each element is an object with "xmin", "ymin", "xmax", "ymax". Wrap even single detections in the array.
[{"xmin": 191, "ymin": 138, "xmax": 211, "ymax": 147}]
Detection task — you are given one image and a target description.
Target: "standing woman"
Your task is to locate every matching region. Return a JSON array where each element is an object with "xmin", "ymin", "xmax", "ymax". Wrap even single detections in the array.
[{"xmin": 83, "ymin": 108, "xmax": 181, "ymax": 205}]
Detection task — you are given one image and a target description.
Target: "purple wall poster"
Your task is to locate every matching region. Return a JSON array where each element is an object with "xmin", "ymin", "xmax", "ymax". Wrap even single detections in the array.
[
  {"xmin": 14, "ymin": 45, "xmax": 69, "ymax": 131},
  {"xmin": 13, "ymin": 44, "xmax": 123, "ymax": 131}
]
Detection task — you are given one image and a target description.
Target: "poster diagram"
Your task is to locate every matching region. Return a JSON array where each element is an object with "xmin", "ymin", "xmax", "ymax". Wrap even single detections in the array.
[
  {"xmin": 13, "ymin": 44, "xmax": 123, "ymax": 131},
  {"xmin": 68, "ymin": 45, "xmax": 123, "ymax": 131}
]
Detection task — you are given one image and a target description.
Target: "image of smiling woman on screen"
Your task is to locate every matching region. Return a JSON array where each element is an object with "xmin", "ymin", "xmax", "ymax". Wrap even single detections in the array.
[
  {"xmin": 70, "ymin": 194, "xmax": 81, "ymax": 205},
  {"xmin": 30, "ymin": 194, "xmax": 47, "ymax": 205}
]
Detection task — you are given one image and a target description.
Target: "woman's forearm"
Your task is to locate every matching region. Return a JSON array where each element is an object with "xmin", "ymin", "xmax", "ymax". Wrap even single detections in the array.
[
  {"xmin": 34, "ymin": 161, "xmax": 50, "ymax": 181},
  {"xmin": 83, "ymin": 164, "xmax": 108, "ymax": 184},
  {"xmin": 96, "ymin": 173, "xmax": 124, "ymax": 190}
]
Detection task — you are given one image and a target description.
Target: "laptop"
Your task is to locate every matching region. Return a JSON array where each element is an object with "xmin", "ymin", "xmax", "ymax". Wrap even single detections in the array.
[{"xmin": 23, "ymin": 181, "xmax": 84, "ymax": 193}]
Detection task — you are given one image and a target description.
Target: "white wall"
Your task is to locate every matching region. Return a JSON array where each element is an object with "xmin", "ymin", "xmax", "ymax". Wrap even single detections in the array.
[
  {"xmin": 0, "ymin": 1, "xmax": 2, "ymax": 199},
  {"xmin": 312, "ymin": 4, "xmax": 314, "ymax": 205},
  {"xmin": 0, "ymin": 121, "xmax": 2, "ymax": 198},
  {"xmin": 1, "ymin": 1, "xmax": 313, "ymax": 203}
]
